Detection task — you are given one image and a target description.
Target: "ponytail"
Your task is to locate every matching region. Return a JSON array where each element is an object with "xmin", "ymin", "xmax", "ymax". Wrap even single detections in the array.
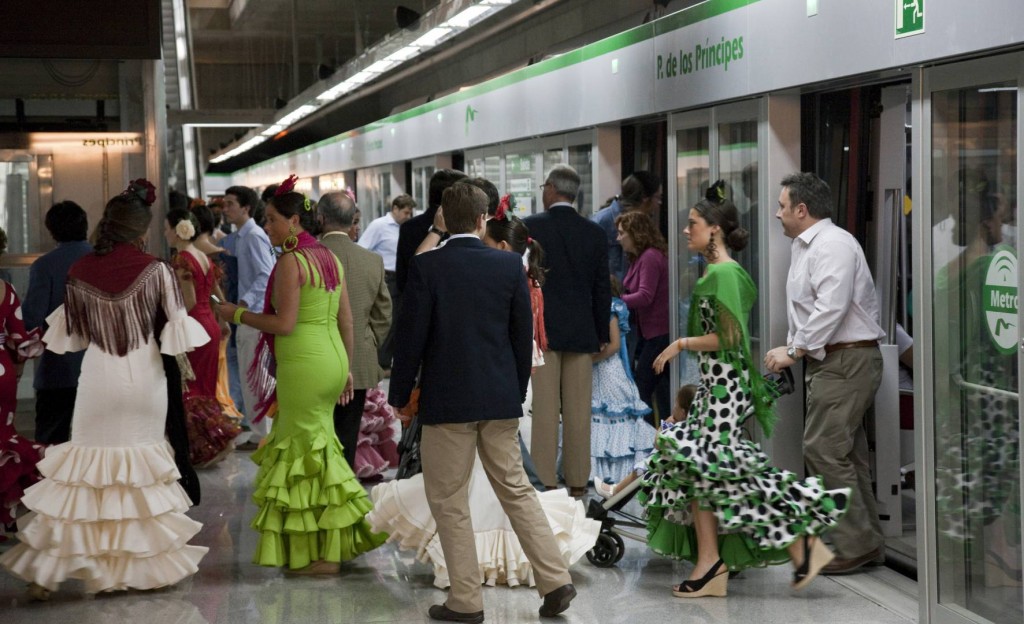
[{"xmin": 525, "ymin": 238, "xmax": 546, "ymax": 287}]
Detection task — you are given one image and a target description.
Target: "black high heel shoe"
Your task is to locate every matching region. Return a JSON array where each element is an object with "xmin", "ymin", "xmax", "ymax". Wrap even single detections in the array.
[
  {"xmin": 672, "ymin": 559, "xmax": 728, "ymax": 598},
  {"xmin": 792, "ymin": 536, "xmax": 834, "ymax": 590}
]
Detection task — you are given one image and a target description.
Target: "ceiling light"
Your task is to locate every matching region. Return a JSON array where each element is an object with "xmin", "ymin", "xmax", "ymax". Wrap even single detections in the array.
[
  {"xmin": 446, "ymin": 5, "xmax": 490, "ymax": 28},
  {"xmin": 412, "ymin": 27, "xmax": 452, "ymax": 48},
  {"xmin": 261, "ymin": 124, "xmax": 286, "ymax": 136},
  {"xmin": 316, "ymin": 83, "xmax": 351, "ymax": 102},
  {"xmin": 481, "ymin": 0, "xmax": 515, "ymax": 4},
  {"xmin": 348, "ymin": 70, "xmax": 376, "ymax": 84},
  {"xmin": 383, "ymin": 45, "xmax": 420, "ymax": 64},
  {"xmin": 365, "ymin": 59, "xmax": 396, "ymax": 74},
  {"xmin": 277, "ymin": 104, "xmax": 319, "ymax": 126}
]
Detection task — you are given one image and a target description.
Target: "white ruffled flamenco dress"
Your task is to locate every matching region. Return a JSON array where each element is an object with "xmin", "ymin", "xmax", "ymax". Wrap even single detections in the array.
[
  {"xmin": 0, "ymin": 260, "xmax": 210, "ymax": 594},
  {"xmin": 367, "ymin": 383, "xmax": 600, "ymax": 589}
]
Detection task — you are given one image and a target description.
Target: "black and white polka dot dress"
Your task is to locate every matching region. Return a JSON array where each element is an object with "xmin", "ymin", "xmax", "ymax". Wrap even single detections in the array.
[{"xmin": 639, "ymin": 298, "xmax": 849, "ymax": 568}]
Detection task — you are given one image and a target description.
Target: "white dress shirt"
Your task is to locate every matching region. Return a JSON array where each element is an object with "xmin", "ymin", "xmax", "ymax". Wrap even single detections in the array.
[
  {"xmin": 786, "ymin": 218, "xmax": 885, "ymax": 361},
  {"xmin": 358, "ymin": 213, "xmax": 400, "ymax": 271}
]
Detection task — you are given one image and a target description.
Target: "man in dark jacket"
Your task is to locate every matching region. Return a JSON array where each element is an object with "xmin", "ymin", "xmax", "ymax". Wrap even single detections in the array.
[
  {"xmin": 524, "ymin": 164, "xmax": 610, "ymax": 496},
  {"xmin": 389, "ymin": 182, "xmax": 576, "ymax": 623}
]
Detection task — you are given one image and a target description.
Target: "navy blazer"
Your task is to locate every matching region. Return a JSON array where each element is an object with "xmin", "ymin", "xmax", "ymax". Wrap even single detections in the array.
[
  {"xmin": 395, "ymin": 207, "xmax": 439, "ymax": 296},
  {"xmin": 523, "ymin": 205, "xmax": 611, "ymax": 352},
  {"xmin": 388, "ymin": 237, "xmax": 532, "ymax": 425}
]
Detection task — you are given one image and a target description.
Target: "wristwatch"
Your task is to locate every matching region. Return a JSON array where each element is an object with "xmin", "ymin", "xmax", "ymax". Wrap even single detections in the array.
[
  {"xmin": 786, "ymin": 345, "xmax": 800, "ymax": 360},
  {"xmin": 428, "ymin": 225, "xmax": 444, "ymax": 236}
]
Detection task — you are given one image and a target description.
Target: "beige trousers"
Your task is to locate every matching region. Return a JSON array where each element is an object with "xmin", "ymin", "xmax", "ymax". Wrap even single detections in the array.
[
  {"xmin": 529, "ymin": 351, "xmax": 592, "ymax": 488},
  {"xmin": 421, "ymin": 419, "xmax": 572, "ymax": 613},
  {"xmin": 804, "ymin": 346, "xmax": 885, "ymax": 559}
]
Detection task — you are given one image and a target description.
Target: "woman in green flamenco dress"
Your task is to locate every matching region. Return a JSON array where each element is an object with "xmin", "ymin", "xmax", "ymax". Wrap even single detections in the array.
[
  {"xmin": 640, "ymin": 182, "xmax": 849, "ymax": 598},
  {"xmin": 217, "ymin": 175, "xmax": 386, "ymax": 574}
]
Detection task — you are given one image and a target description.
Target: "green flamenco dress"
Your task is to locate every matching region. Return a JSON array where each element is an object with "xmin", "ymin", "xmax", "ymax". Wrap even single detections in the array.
[
  {"xmin": 639, "ymin": 261, "xmax": 849, "ymax": 571},
  {"xmin": 250, "ymin": 251, "xmax": 387, "ymax": 568}
]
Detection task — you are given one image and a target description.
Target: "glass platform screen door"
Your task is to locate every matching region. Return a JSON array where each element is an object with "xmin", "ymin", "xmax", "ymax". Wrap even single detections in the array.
[{"xmin": 921, "ymin": 52, "xmax": 1023, "ymax": 624}]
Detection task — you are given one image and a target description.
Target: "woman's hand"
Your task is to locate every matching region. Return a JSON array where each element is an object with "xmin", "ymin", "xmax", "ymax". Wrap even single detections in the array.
[
  {"xmin": 219, "ymin": 319, "xmax": 231, "ymax": 339},
  {"xmin": 216, "ymin": 301, "xmax": 238, "ymax": 323},
  {"xmin": 433, "ymin": 207, "xmax": 447, "ymax": 233},
  {"xmin": 653, "ymin": 338, "xmax": 684, "ymax": 374},
  {"xmin": 337, "ymin": 372, "xmax": 355, "ymax": 406}
]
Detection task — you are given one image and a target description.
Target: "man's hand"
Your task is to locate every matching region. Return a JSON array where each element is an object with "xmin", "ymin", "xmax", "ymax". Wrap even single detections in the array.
[
  {"xmin": 432, "ymin": 208, "xmax": 447, "ymax": 233},
  {"xmin": 764, "ymin": 346, "xmax": 797, "ymax": 373}
]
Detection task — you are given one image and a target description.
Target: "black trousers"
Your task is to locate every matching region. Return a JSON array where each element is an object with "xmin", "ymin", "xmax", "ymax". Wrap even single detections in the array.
[
  {"xmin": 634, "ymin": 333, "xmax": 671, "ymax": 426},
  {"xmin": 34, "ymin": 388, "xmax": 77, "ymax": 444},
  {"xmin": 378, "ymin": 272, "xmax": 399, "ymax": 369},
  {"xmin": 333, "ymin": 388, "xmax": 367, "ymax": 469}
]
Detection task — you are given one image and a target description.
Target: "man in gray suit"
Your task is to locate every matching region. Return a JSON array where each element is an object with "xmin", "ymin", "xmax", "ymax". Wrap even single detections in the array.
[{"xmin": 318, "ymin": 192, "xmax": 392, "ymax": 468}]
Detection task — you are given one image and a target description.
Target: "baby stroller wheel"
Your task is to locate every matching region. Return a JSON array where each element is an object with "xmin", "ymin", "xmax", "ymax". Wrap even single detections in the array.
[
  {"xmin": 610, "ymin": 532, "xmax": 626, "ymax": 563},
  {"xmin": 586, "ymin": 533, "xmax": 622, "ymax": 568}
]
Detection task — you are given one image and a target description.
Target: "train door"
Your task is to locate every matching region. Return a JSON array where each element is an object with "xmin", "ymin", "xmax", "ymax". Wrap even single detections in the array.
[
  {"xmin": 803, "ymin": 82, "xmax": 917, "ymax": 570},
  {"xmin": 920, "ymin": 52, "xmax": 1022, "ymax": 624}
]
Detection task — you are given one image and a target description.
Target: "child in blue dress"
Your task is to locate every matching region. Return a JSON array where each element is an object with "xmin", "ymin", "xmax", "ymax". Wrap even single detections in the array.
[{"xmin": 590, "ymin": 276, "xmax": 657, "ymax": 485}]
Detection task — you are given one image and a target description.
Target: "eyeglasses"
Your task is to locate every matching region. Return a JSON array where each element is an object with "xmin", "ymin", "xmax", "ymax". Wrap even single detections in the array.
[{"xmin": 539, "ymin": 182, "xmax": 551, "ymax": 190}]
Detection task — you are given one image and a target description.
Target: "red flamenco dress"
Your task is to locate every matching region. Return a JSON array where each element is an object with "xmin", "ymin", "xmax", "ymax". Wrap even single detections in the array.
[
  {"xmin": 173, "ymin": 251, "xmax": 241, "ymax": 466},
  {"xmin": 0, "ymin": 281, "xmax": 44, "ymax": 528}
]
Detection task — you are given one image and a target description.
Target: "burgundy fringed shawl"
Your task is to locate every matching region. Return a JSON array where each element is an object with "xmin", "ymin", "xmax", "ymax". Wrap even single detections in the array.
[
  {"xmin": 64, "ymin": 244, "xmax": 183, "ymax": 356},
  {"xmin": 247, "ymin": 231, "xmax": 341, "ymax": 422}
]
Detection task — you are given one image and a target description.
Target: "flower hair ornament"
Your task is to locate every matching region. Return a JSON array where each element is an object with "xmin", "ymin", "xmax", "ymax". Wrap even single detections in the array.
[
  {"xmin": 123, "ymin": 178, "xmax": 157, "ymax": 206},
  {"xmin": 705, "ymin": 179, "xmax": 727, "ymax": 205},
  {"xmin": 175, "ymin": 215, "xmax": 197, "ymax": 240},
  {"xmin": 275, "ymin": 175, "xmax": 298, "ymax": 196},
  {"xmin": 493, "ymin": 194, "xmax": 518, "ymax": 221}
]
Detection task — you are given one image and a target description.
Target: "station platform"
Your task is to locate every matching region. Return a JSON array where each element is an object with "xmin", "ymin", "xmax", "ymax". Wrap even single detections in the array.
[{"xmin": 1, "ymin": 424, "xmax": 918, "ymax": 624}]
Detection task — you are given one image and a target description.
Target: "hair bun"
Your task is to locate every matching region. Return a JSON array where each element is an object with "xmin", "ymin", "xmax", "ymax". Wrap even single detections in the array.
[{"xmin": 705, "ymin": 180, "xmax": 727, "ymax": 205}]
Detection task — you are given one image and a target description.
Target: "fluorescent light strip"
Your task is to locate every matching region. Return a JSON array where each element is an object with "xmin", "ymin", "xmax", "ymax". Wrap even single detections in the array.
[
  {"xmin": 412, "ymin": 27, "xmax": 452, "ymax": 48},
  {"xmin": 481, "ymin": 0, "xmax": 515, "ymax": 4},
  {"xmin": 447, "ymin": 5, "xmax": 490, "ymax": 28},
  {"xmin": 383, "ymin": 45, "xmax": 420, "ymax": 64},
  {"xmin": 365, "ymin": 59, "xmax": 396, "ymax": 74},
  {"xmin": 277, "ymin": 104, "xmax": 319, "ymax": 126},
  {"xmin": 261, "ymin": 124, "xmax": 286, "ymax": 136}
]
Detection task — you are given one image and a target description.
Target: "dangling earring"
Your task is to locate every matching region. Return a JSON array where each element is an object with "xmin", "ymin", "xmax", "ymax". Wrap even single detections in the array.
[
  {"xmin": 283, "ymin": 225, "xmax": 299, "ymax": 252},
  {"xmin": 704, "ymin": 237, "xmax": 718, "ymax": 262}
]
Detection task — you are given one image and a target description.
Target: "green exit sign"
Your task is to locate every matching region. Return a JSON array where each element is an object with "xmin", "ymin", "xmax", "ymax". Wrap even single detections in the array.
[{"xmin": 895, "ymin": 0, "xmax": 924, "ymax": 38}]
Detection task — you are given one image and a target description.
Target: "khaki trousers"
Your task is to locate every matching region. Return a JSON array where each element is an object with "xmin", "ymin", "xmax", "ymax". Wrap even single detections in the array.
[
  {"xmin": 804, "ymin": 346, "xmax": 885, "ymax": 559},
  {"xmin": 421, "ymin": 419, "xmax": 572, "ymax": 613},
  {"xmin": 530, "ymin": 351, "xmax": 592, "ymax": 488}
]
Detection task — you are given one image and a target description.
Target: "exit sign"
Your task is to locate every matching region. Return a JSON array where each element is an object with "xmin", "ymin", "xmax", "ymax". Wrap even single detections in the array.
[{"xmin": 895, "ymin": 0, "xmax": 924, "ymax": 38}]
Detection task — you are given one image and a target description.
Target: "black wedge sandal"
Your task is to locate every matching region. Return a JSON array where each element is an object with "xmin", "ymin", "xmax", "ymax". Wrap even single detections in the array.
[{"xmin": 672, "ymin": 558, "xmax": 728, "ymax": 598}]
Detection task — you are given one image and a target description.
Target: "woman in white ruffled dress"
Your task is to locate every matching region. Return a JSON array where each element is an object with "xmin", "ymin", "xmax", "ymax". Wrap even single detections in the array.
[
  {"xmin": 368, "ymin": 195, "xmax": 599, "ymax": 588},
  {"xmin": 0, "ymin": 180, "xmax": 210, "ymax": 599}
]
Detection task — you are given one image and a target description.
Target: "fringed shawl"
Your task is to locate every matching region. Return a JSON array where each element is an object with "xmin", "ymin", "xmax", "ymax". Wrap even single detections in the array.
[
  {"xmin": 64, "ymin": 244, "xmax": 183, "ymax": 357},
  {"xmin": 248, "ymin": 231, "xmax": 342, "ymax": 422},
  {"xmin": 687, "ymin": 262, "xmax": 780, "ymax": 437}
]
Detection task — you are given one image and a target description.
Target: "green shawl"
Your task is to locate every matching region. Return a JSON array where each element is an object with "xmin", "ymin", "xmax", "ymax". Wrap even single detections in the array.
[{"xmin": 687, "ymin": 261, "xmax": 780, "ymax": 437}]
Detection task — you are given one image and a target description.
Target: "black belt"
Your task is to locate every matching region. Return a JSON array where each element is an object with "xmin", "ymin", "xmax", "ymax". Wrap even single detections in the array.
[{"xmin": 824, "ymin": 340, "xmax": 879, "ymax": 354}]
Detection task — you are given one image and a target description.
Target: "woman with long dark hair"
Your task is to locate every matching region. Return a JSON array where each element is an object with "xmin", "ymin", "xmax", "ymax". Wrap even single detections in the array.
[
  {"xmin": 640, "ymin": 181, "xmax": 848, "ymax": 597},
  {"xmin": 1, "ymin": 180, "xmax": 209, "ymax": 599},
  {"xmin": 216, "ymin": 175, "xmax": 385, "ymax": 574}
]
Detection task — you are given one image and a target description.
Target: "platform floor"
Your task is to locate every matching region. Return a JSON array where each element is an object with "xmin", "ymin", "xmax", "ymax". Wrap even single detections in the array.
[{"xmin": 0, "ymin": 440, "xmax": 920, "ymax": 624}]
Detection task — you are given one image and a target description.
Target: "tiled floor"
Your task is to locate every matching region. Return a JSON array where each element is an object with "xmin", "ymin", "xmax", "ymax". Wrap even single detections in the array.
[{"xmin": 1, "ymin": 444, "xmax": 918, "ymax": 624}]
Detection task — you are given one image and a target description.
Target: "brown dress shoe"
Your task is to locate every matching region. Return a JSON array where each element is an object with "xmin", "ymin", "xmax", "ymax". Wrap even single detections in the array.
[
  {"xmin": 540, "ymin": 583, "xmax": 576, "ymax": 617},
  {"xmin": 428, "ymin": 604, "xmax": 484, "ymax": 623},
  {"xmin": 821, "ymin": 545, "xmax": 884, "ymax": 575}
]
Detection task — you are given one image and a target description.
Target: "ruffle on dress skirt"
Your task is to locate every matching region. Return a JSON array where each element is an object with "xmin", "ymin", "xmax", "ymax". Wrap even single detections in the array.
[
  {"xmin": 0, "ymin": 433, "xmax": 44, "ymax": 524},
  {"xmin": 368, "ymin": 479, "xmax": 600, "ymax": 589},
  {"xmin": 250, "ymin": 427, "xmax": 387, "ymax": 569},
  {"xmin": 184, "ymin": 394, "xmax": 241, "ymax": 467},
  {"xmin": 639, "ymin": 424, "xmax": 849, "ymax": 567},
  {"xmin": 0, "ymin": 440, "xmax": 207, "ymax": 592},
  {"xmin": 591, "ymin": 414, "xmax": 656, "ymax": 485},
  {"xmin": 355, "ymin": 388, "xmax": 399, "ymax": 479}
]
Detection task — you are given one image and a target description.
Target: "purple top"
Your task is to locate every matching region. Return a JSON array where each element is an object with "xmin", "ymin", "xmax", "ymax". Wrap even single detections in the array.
[{"xmin": 621, "ymin": 246, "xmax": 669, "ymax": 339}]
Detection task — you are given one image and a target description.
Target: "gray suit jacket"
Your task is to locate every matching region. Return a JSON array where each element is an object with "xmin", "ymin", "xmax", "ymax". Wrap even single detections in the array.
[{"xmin": 320, "ymin": 232, "xmax": 392, "ymax": 389}]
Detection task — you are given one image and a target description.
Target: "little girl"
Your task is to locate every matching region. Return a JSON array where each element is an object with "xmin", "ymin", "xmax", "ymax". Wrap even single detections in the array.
[
  {"xmin": 590, "ymin": 276, "xmax": 657, "ymax": 485},
  {"xmin": 595, "ymin": 384, "xmax": 697, "ymax": 498}
]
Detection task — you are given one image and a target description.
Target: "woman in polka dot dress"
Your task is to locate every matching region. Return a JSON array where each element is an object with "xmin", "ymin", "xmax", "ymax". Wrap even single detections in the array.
[
  {"xmin": 0, "ymin": 227, "xmax": 45, "ymax": 530},
  {"xmin": 639, "ymin": 182, "xmax": 849, "ymax": 598}
]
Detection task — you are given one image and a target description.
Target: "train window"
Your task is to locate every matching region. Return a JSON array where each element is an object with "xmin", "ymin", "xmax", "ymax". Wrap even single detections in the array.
[
  {"xmin": 568, "ymin": 144, "xmax": 593, "ymax": 217},
  {"xmin": 504, "ymin": 151, "xmax": 537, "ymax": 216},
  {"xmin": 0, "ymin": 159, "xmax": 34, "ymax": 255},
  {"xmin": 675, "ymin": 125, "xmax": 709, "ymax": 389},
  {"xmin": 718, "ymin": 121, "xmax": 759, "ymax": 355}
]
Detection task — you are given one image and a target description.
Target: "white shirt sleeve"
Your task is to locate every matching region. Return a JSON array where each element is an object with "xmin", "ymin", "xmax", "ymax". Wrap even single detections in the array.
[{"xmin": 792, "ymin": 238, "xmax": 858, "ymax": 358}]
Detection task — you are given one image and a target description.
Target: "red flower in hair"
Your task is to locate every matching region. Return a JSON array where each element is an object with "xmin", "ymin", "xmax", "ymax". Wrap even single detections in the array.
[
  {"xmin": 494, "ymin": 194, "xmax": 514, "ymax": 221},
  {"xmin": 124, "ymin": 178, "xmax": 157, "ymax": 206},
  {"xmin": 276, "ymin": 174, "xmax": 298, "ymax": 197}
]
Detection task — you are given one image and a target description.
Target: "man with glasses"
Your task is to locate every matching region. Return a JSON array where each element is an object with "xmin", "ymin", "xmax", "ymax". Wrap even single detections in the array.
[{"xmin": 524, "ymin": 164, "xmax": 610, "ymax": 497}]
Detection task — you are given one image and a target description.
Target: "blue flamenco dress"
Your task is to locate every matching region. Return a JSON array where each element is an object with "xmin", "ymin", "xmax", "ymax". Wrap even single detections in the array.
[{"xmin": 590, "ymin": 297, "xmax": 656, "ymax": 484}]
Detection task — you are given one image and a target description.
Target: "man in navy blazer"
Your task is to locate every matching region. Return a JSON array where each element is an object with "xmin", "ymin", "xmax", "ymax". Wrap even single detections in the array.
[
  {"xmin": 389, "ymin": 183, "xmax": 576, "ymax": 623},
  {"xmin": 523, "ymin": 164, "xmax": 611, "ymax": 496}
]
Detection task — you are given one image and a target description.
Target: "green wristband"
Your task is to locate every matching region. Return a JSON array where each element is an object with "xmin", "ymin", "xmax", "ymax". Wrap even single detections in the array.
[{"xmin": 233, "ymin": 307, "xmax": 247, "ymax": 325}]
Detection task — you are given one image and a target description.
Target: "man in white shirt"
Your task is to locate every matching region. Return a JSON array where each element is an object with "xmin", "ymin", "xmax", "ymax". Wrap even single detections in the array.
[
  {"xmin": 764, "ymin": 172, "xmax": 886, "ymax": 575},
  {"xmin": 359, "ymin": 194, "xmax": 415, "ymax": 369}
]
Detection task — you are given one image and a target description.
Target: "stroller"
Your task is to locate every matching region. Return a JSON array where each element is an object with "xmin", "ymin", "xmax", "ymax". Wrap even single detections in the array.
[{"xmin": 585, "ymin": 367, "xmax": 796, "ymax": 567}]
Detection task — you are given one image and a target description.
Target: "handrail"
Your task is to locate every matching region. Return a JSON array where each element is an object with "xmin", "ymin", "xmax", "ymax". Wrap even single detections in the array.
[{"xmin": 951, "ymin": 373, "xmax": 1020, "ymax": 400}]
